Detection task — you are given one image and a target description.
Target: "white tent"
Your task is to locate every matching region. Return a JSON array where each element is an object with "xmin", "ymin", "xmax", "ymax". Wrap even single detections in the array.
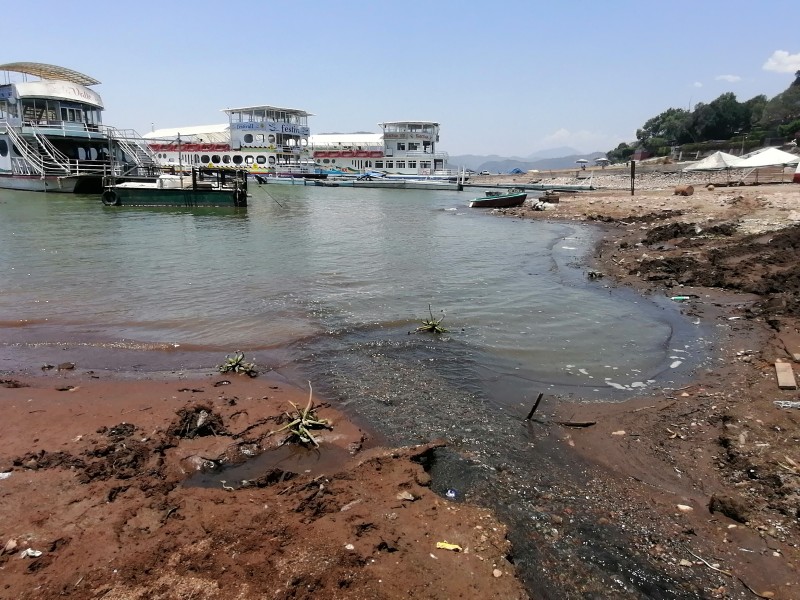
[
  {"xmin": 734, "ymin": 147, "xmax": 800, "ymax": 169},
  {"xmin": 682, "ymin": 151, "xmax": 741, "ymax": 171}
]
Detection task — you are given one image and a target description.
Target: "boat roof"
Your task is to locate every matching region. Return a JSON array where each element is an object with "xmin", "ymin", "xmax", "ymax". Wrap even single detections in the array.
[
  {"xmin": 0, "ymin": 62, "xmax": 100, "ymax": 86},
  {"xmin": 144, "ymin": 123, "xmax": 230, "ymax": 141},
  {"xmin": 309, "ymin": 133, "xmax": 383, "ymax": 145},
  {"xmin": 223, "ymin": 104, "xmax": 313, "ymax": 117},
  {"xmin": 380, "ymin": 121, "xmax": 439, "ymax": 126}
]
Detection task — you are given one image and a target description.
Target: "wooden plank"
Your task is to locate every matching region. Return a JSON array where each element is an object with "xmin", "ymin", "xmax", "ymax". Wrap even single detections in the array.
[{"xmin": 775, "ymin": 362, "xmax": 797, "ymax": 390}]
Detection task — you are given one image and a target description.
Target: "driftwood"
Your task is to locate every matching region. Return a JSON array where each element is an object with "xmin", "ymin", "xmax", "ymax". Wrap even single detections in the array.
[{"xmin": 525, "ymin": 393, "xmax": 545, "ymax": 420}]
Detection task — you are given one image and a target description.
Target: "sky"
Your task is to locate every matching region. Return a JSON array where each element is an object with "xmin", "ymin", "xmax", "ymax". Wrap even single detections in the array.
[{"xmin": 5, "ymin": 0, "xmax": 799, "ymax": 158}]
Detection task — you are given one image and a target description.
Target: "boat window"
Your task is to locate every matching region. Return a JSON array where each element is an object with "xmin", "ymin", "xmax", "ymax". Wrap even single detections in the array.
[
  {"xmin": 201, "ymin": 154, "xmax": 210, "ymax": 163},
  {"xmin": 211, "ymin": 155, "xmax": 221, "ymax": 164},
  {"xmin": 233, "ymin": 155, "xmax": 243, "ymax": 165},
  {"xmin": 243, "ymin": 134, "xmax": 253, "ymax": 144},
  {"xmin": 256, "ymin": 156, "xmax": 266, "ymax": 164},
  {"xmin": 0, "ymin": 140, "xmax": 7, "ymax": 157},
  {"xmin": 222, "ymin": 155, "xmax": 231, "ymax": 164},
  {"xmin": 396, "ymin": 161, "xmax": 405, "ymax": 168},
  {"xmin": 397, "ymin": 143, "xmax": 405, "ymax": 151}
]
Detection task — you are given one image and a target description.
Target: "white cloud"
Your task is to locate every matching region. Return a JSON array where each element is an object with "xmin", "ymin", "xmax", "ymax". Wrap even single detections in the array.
[
  {"xmin": 715, "ymin": 74, "xmax": 741, "ymax": 83},
  {"xmin": 763, "ymin": 50, "xmax": 800, "ymax": 73},
  {"xmin": 693, "ymin": 81, "xmax": 703, "ymax": 88}
]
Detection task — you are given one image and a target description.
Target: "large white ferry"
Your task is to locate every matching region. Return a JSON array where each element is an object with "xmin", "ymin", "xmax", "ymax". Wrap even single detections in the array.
[
  {"xmin": 146, "ymin": 114, "xmax": 457, "ymax": 181},
  {"xmin": 0, "ymin": 62, "xmax": 155, "ymax": 193},
  {"xmin": 145, "ymin": 105, "xmax": 318, "ymax": 178}
]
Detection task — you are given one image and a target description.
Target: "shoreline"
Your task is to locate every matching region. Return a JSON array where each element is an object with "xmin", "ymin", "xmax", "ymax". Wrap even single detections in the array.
[{"xmin": 2, "ymin": 178, "xmax": 799, "ymax": 598}]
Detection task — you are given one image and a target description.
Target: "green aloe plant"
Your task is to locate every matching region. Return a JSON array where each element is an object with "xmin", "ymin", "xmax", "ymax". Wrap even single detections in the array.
[
  {"xmin": 415, "ymin": 305, "xmax": 448, "ymax": 334},
  {"xmin": 270, "ymin": 382, "xmax": 332, "ymax": 447}
]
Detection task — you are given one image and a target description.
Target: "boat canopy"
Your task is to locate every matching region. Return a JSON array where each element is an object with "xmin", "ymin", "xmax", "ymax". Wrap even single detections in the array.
[
  {"xmin": 0, "ymin": 62, "xmax": 99, "ymax": 86},
  {"xmin": 144, "ymin": 124, "xmax": 230, "ymax": 143}
]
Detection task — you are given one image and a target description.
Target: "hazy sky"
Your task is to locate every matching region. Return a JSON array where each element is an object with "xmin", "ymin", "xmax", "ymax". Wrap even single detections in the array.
[{"xmin": 6, "ymin": 0, "xmax": 799, "ymax": 157}]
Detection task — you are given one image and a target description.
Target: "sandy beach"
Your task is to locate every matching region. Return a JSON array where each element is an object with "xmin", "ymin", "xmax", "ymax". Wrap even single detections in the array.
[{"xmin": 2, "ymin": 172, "xmax": 800, "ymax": 599}]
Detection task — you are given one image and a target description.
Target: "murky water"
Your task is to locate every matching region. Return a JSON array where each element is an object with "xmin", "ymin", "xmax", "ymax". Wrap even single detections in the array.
[{"xmin": 0, "ymin": 185, "xmax": 713, "ymax": 596}]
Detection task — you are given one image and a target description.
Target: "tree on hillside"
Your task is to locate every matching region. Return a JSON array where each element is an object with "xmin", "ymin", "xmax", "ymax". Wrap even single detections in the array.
[
  {"xmin": 689, "ymin": 92, "xmax": 748, "ymax": 141},
  {"xmin": 760, "ymin": 82, "xmax": 800, "ymax": 126},
  {"xmin": 636, "ymin": 108, "xmax": 693, "ymax": 146}
]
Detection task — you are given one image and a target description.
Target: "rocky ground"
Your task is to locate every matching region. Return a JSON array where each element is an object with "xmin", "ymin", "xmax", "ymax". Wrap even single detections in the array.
[
  {"xmin": 1, "ymin": 176, "xmax": 800, "ymax": 599},
  {"xmin": 497, "ymin": 178, "xmax": 800, "ymax": 599}
]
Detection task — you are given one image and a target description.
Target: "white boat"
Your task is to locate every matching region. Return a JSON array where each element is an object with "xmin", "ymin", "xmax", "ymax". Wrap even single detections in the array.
[
  {"xmin": 147, "ymin": 117, "xmax": 464, "ymax": 182},
  {"xmin": 0, "ymin": 62, "xmax": 156, "ymax": 193},
  {"xmin": 145, "ymin": 105, "xmax": 322, "ymax": 180},
  {"xmin": 310, "ymin": 121, "xmax": 459, "ymax": 179}
]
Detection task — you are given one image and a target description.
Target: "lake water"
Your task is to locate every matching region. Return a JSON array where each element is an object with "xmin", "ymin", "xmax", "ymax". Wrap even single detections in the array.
[
  {"xmin": 0, "ymin": 184, "xmax": 706, "ymax": 401},
  {"xmin": 0, "ymin": 183, "xmax": 712, "ymax": 594}
]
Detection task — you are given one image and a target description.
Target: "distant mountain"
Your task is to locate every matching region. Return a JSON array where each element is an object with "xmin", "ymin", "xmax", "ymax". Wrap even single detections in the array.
[{"xmin": 448, "ymin": 151, "xmax": 606, "ymax": 173}]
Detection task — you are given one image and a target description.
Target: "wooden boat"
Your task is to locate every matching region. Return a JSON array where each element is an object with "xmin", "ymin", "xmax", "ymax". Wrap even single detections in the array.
[
  {"xmin": 101, "ymin": 167, "xmax": 248, "ymax": 208},
  {"xmin": 469, "ymin": 188, "xmax": 527, "ymax": 208}
]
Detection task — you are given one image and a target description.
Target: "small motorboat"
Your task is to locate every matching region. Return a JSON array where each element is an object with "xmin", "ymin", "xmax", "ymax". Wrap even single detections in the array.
[{"xmin": 469, "ymin": 188, "xmax": 527, "ymax": 208}]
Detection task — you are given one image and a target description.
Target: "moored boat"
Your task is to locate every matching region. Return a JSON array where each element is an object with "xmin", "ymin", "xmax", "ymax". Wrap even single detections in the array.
[
  {"xmin": 469, "ymin": 189, "xmax": 527, "ymax": 208},
  {"xmin": 0, "ymin": 62, "xmax": 156, "ymax": 193},
  {"xmin": 101, "ymin": 168, "xmax": 247, "ymax": 208}
]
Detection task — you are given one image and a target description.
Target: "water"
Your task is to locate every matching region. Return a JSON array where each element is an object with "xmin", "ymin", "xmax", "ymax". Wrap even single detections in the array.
[{"xmin": 0, "ymin": 185, "xmax": 711, "ymax": 596}]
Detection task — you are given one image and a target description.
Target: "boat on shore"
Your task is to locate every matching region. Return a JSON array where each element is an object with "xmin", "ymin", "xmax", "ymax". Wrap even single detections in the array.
[
  {"xmin": 0, "ymin": 62, "xmax": 156, "ymax": 193},
  {"xmin": 101, "ymin": 167, "xmax": 247, "ymax": 208},
  {"xmin": 469, "ymin": 189, "xmax": 527, "ymax": 208}
]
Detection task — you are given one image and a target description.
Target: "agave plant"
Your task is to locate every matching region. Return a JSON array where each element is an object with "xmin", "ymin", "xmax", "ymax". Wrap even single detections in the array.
[
  {"xmin": 218, "ymin": 351, "xmax": 258, "ymax": 377},
  {"xmin": 415, "ymin": 305, "xmax": 448, "ymax": 334},
  {"xmin": 270, "ymin": 382, "xmax": 332, "ymax": 447}
]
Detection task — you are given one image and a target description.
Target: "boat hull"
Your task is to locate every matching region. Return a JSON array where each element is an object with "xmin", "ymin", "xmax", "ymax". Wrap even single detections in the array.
[
  {"xmin": 104, "ymin": 187, "xmax": 247, "ymax": 208},
  {"xmin": 0, "ymin": 173, "xmax": 105, "ymax": 193},
  {"xmin": 469, "ymin": 192, "xmax": 527, "ymax": 208}
]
